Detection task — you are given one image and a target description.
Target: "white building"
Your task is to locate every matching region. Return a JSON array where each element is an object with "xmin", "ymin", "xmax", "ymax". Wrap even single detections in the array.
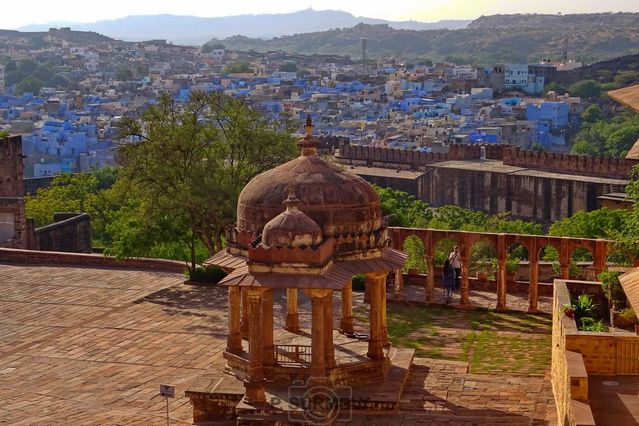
[
  {"xmin": 84, "ymin": 51, "xmax": 100, "ymax": 72},
  {"xmin": 505, "ymin": 64, "xmax": 529, "ymax": 89}
]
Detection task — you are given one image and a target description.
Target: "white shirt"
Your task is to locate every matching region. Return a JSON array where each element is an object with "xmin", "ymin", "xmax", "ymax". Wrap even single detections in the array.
[{"xmin": 449, "ymin": 251, "xmax": 461, "ymax": 268}]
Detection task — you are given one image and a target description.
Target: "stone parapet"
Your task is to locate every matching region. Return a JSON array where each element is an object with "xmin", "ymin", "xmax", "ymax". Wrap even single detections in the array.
[
  {"xmin": 0, "ymin": 247, "xmax": 186, "ymax": 273},
  {"xmin": 503, "ymin": 147, "xmax": 637, "ymax": 179}
]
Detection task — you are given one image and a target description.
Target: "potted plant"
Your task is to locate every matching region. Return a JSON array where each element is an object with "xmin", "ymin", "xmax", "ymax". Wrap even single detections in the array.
[
  {"xmin": 598, "ymin": 271, "xmax": 627, "ymax": 327},
  {"xmin": 561, "ymin": 303, "xmax": 575, "ymax": 318},
  {"xmin": 616, "ymin": 307, "xmax": 638, "ymax": 329},
  {"xmin": 506, "ymin": 257, "xmax": 520, "ymax": 282}
]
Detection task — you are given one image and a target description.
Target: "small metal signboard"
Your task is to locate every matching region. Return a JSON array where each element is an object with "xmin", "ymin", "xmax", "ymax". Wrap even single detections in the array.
[{"xmin": 160, "ymin": 384, "xmax": 175, "ymax": 398}]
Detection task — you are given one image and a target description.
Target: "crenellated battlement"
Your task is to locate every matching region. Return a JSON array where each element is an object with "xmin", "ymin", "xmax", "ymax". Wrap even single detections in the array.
[
  {"xmin": 502, "ymin": 147, "xmax": 637, "ymax": 179},
  {"xmin": 337, "ymin": 139, "xmax": 635, "ymax": 179}
]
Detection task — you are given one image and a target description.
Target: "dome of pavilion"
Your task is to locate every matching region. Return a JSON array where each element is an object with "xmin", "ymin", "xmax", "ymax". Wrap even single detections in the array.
[
  {"xmin": 236, "ymin": 117, "xmax": 382, "ymax": 247},
  {"xmin": 261, "ymin": 190, "xmax": 323, "ymax": 248}
]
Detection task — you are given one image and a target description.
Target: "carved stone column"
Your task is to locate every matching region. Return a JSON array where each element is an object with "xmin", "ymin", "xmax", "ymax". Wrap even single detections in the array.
[
  {"xmin": 560, "ymin": 238, "xmax": 570, "ymax": 279},
  {"xmin": 240, "ymin": 287, "xmax": 249, "ymax": 338},
  {"xmin": 244, "ymin": 288, "xmax": 265, "ymax": 404},
  {"xmin": 305, "ymin": 288, "xmax": 332, "ymax": 382},
  {"xmin": 340, "ymin": 281, "xmax": 354, "ymax": 334},
  {"xmin": 528, "ymin": 240, "xmax": 539, "ymax": 313},
  {"xmin": 381, "ymin": 276, "xmax": 389, "ymax": 346},
  {"xmin": 496, "ymin": 234, "xmax": 507, "ymax": 310},
  {"xmin": 323, "ymin": 291, "xmax": 335, "ymax": 369},
  {"xmin": 226, "ymin": 286, "xmax": 242, "ymax": 353},
  {"xmin": 261, "ymin": 288, "xmax": 275, "ymax": 367},
  {"xmin": 285, "ymin": 288, "xmax": 300, "ymax": 333},
  {"xmin": 393, "ymin": 268, "xmax": 404, "ymax": 300},
  {"xmin": 594, "ymin": 239, "xmax": 607, "ymax": 276},
  {"xmin": 365, "ymin": 271, "xmax": 387, "ymax": 360},
  {"xmin": 426, "ymin": 255, "xmax": 435, "ymax": 303},
  {"xmin": 529, "ymin": 260, "xmax": 539, "ymax": 313}
]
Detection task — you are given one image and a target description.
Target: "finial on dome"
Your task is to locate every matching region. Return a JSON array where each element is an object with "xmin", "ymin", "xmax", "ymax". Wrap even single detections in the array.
[
  {"xmin": 283, "ymin": 186, "xmax": 300, "ymax": 212},
  {"xmin": 304, "ymin": 114, "xmax": 313, "ymax": 135},
  {"xmin": 298, "ymin": 114, "xmax": 319, "ymax": 155}
]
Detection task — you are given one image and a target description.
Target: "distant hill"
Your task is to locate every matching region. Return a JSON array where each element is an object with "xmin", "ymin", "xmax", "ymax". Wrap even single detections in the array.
[
  {"xmin": 468, "ymin": 12, "xmax": 639, "ymax": 29},
  {"xmin": 0, "ymin": 28, "xmax": 113, "ymax": 44},
  {"xmin": 17, "ymin": 10, "xmax": 471, "ymax": 45},
  {"xmin": 553, "ymin": 54, "xmax": 639, "ymax": 87},
  {"xmin": 208, "ymin": 13, "xmax": 639, "ymax": 64}
]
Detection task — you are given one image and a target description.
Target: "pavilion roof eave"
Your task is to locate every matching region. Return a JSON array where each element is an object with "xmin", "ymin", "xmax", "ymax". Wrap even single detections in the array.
[
  {"xmin": 619, "ymin": 266, "xmax": 639, "ymax": 315},
  {"xmin": 203, "ymin": 249, "xmax": 246, "ymax": 272},
  {"xmin": 218, "ymin": 247, "xmax": 406, "ymax": 290}
]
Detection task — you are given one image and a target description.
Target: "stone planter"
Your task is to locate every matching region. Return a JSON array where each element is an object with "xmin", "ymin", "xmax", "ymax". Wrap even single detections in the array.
[{"xmin": 611, "ymin": 309, "xmax": 635, "ymax": 329}]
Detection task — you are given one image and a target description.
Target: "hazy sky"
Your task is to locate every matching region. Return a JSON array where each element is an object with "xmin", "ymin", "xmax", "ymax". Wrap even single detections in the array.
[{"xmin": 5, "ymin": 0, "xmax": 639, "ymax": 28}]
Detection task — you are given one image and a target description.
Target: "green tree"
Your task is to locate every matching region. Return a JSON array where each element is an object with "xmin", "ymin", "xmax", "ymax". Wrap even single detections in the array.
[
  {"xmin": 223, "ymin": 62, "xmax": 253, "ymax": 74},
  {"xmin": 544, "ymin": 81, "xmax": 567, "ymax": 95},
  {"xmin": 374, "ymin": 185, "xmax": 432, "ymax": 227},
  {"xmin": 549, "ymin": 208, "xmax": 628, "ymax": 239},
  {"xmin": 569, "ymin": 79, "xmax": 602, "ymax": 99},
  {"xmin": 114, "ymin": 91, "xmax": 296, "ymax": 267},
  {"xmin": 116, "ymin": 66, "xmax": 133, "ymax": 81},
  {"xmin": 582, "ymin": 104, "xmax": 602, "ymax": 124},
  {"xmin": 4, "ymin": 59, "xmax": 17, "ymax": 72},
  {"xmin": 428, "ymin": 205, "xmax": 488, "ymax": 231},
  {"xmin": 18, "ymin": 58, "xmax": 39, "ymax": 73},
  {"xmin": 279, "ymin": 62, "xmax": 298, "ymax": 72},
  {"xmin": 16, "ymin": 76, "xmax": 43, "ymax": 95},
  {"xmin": 25, "ymin": 169, "xmax": 118, "ymax": 244}
]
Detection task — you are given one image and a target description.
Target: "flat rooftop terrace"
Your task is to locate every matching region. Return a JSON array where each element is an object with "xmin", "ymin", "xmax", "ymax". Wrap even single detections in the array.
[
  {"xmin": 430, "ymin": 160, "xmax": 629, "ymax": 185},
  {"xmin": 0, "ymin": 263, "xmax": 557, "ymax": 425}
]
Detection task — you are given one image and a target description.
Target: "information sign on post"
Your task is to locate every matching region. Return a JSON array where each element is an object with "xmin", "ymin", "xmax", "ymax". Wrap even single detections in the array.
[{"xmin": 160, "ymin": 384, "xmax": 175, "ymax": 425}]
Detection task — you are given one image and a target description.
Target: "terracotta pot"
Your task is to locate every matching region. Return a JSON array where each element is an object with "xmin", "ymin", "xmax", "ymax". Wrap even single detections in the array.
[
  {"xmin": 408, "ymin": 268, "xmax": 419, "ymax": 277},
  {"xmin": 477, "ymin": 271, "xmax": 488, "ymax": 282}
]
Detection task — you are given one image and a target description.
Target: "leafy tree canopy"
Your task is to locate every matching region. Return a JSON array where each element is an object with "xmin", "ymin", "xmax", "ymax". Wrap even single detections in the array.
[
  {"xmin": 569, "ymin": 79, "xmax": 602, "ymax": 99},
  {"xmin": 223, "ymin": 62, "xmax": 253, "ymax": 74},
  {"xmin": 113, "ymin": 91, "xmax": 297, "ymax": 266}
]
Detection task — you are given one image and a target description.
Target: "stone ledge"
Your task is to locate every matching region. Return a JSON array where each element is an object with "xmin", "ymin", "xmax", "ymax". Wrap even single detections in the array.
[
  {"xmin": 0, "ymin": 247, "xmax": 186, "ymax": 273},
  {"xmin": 571, "ymin": 398, "xmax": 596, "ymax": 426}
]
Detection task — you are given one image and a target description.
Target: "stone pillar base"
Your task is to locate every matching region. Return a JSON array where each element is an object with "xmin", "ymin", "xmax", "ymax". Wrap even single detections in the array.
[
  {"xmin": 285, "ymin": 314, "xmax": 300, "ymax": 333},
  {"xmin": 339, "ymin": 317, "xmax": 354, "ymax": 334},
  {"xmin": 244, "ymin": 379, "xmax": 266, "ymax": 404}
]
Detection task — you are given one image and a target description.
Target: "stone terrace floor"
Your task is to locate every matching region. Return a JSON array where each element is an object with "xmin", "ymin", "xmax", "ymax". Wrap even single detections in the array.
[
  {"xmin": 0, "ymin": 264, "xmax": 555, "ymax": 425},
  {"xmin": 397, "ymin": 282, "xmax": 553, "ymax": 313}
]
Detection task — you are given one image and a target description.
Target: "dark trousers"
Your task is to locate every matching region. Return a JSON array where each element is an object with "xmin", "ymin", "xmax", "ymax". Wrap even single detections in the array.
[{"xmin": 453, "ymin": 268, "xmax": 461, "ymax": 290}]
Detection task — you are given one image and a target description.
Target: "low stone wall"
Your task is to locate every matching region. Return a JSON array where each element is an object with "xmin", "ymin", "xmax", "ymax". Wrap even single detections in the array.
[
  {"xmin": 552, "ymin": 279, "xmax": 576, "ymax": 426},
  {"xmin": 503, "ymin": 147, "xmax": 637, "ymax": 180},
  {"xmin": 0, "ymin": 247, "xmax": 186, "ymax": 273},
  {"xmin": 35, "ymin": 212, "xmax": 92, "ymax": 253},
  {"xmin": 552, "ymin": 279, "xmax": 639, "ymax": 425}
]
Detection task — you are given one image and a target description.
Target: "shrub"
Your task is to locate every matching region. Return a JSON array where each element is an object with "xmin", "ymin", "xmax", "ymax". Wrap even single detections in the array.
[
  {"xmin": 579, "ymin": 317, "xmax": 608, "ymax": 332},
  {"xmin": 619, "ymin": 307, "xmax": 639, "ymax": 325},
  {"xmin": 598, "ymin": 270, "xmax": 627, "ymax": 310},
  {"xmin": 573, "ymin": 294, "xmax": 596, "ymax": 320},
  {"xmin": 352, "ymin": 274, "xmax": 366, "ymax": 292},
  {"xmin": 187, "ymin": 266, "xmax": 227, "ymax": 284}
]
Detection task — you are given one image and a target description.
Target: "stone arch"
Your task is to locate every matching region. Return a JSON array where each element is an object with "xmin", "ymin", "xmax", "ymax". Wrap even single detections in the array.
[
  {"xmin": 569, "ymin": 243, "xmax": 594, "ymax": 280},
  {"xmin": 403, "ymin": 235, "xmax": 427, "ymax": 274},
  {"xmin": 433, "ymin": 236, "xmax": 460, "ymax": 268},
  {"xmin": 469, "ymin": 238, "xmax": 497, "ymax": 281}
]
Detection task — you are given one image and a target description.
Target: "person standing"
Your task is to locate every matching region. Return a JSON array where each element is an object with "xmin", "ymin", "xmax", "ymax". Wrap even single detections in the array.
[
  {"xmin": 442, "ymin": 258, "xmax": 456, "ymax": 304},
  {"xmin": 449, "ymin": 245, "xmax": 462, "ymax": 290}
]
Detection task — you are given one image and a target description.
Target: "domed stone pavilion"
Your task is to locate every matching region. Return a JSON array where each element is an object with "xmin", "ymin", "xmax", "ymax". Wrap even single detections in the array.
[{"xmin": 186, "ymin": 117, "xmax": 413, "ymax": 423}]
